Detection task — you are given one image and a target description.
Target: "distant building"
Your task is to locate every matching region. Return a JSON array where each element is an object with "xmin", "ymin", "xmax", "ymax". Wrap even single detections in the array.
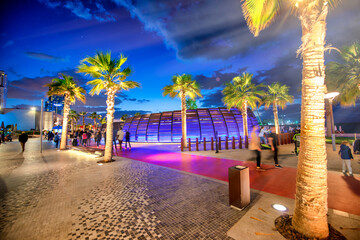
[
  {"xmin": 0, "ymin": 71, "xmax": 7, "ymax": 109},
  {"xmin": 44, "ymin": 95, "xmax": 64, "ymax": 114}
]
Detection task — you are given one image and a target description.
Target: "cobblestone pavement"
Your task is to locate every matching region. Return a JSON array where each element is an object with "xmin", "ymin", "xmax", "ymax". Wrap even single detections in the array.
[{"xmin": 0, "ymin": 139, "xmax": 247, "ymax": 239}]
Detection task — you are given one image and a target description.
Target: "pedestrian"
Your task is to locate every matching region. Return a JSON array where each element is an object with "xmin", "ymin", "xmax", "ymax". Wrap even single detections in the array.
[
  {"xmin": 54, "ymin": 132, "xmax": 60, "ymax": 148},
  {"xmin": 87, "ymin": 131, "xmax": 92, "ymax": 146},
  {"xmin": 124, "ymin": 131, "xmax": 131, "ymax": 150},
  {"xmin": 116, "ymin": 128, "xmax": 124, "ymax": 151},
  {"xmin": 249, "ymin": 126, "xmax": 264, "ymax": 171},
  {"xmin": 82, "ymin": 131, "xmax": 88, "ymax": 146},
  {"xmin": 19, "ymin": 131, "xmax": 28, "ymax": 152},
  {"xmin": 292, "ymin": 129, "xmax": 301, "ymax": 156},
  {"xmin": 259, "ymin": 126, "xmax": 267, "ymax": 144},
  {"xmin": 339, "ymin": 141, "xmax": 354, "ymax": 176},
  {"xmin": 95, "ymin": 130, "xmax": 102, "ymax": 147},
  {"xmin": 268, "ymin": 127, "xmax": 283, "ymax": 168},
  {"xmin": 79, "ymin": 129, "xmax": 84, "ymax": 145}
]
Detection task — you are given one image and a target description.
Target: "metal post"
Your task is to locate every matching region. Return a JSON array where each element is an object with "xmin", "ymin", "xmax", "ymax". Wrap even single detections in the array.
[
  {"xmin": 188, "ymin": 138, "xmax": 191, "ymax": 151},
  {"xmin": 232, "ymin": 136, "xmax": 235, "ymax": 149},
  {"xmin": 40, "ymin": 99, "xmax": 44, "ymax": 153},
  {"xmin": 225, "ymin": 136, "xmax": 228, "ymax": 150},
  {"xmin": 332, "ymin": 134, "xmax": 336, "ymax": 151},
  {"xmin": 203, "ymin": 137, "xmax": 206, "ymax": 151},
  {"xmin": 196, "ymin": 138, "xmax": 199, "ymax": 151},
  {"xmin": 211, "ymin": 137, "xmax": 214, "ymax": 151},
  {"xmin": 181, "ymin": 138, "xmax": 184, "ymax": 151},
  {"xmin": 219, "ymin": 137, "xmax": 222, "ymax": 150}
]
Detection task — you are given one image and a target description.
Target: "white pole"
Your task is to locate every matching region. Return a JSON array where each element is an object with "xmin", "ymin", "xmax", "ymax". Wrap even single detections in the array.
[{"xmin": 40, "ymin": 99, "xmax": 44, "ymax": 153}]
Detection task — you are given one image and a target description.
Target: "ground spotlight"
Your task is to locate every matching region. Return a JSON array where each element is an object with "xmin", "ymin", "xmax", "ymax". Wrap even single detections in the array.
[{"xmin": 272, "ymin": 204, "xmax": 288, "ymax": 212}]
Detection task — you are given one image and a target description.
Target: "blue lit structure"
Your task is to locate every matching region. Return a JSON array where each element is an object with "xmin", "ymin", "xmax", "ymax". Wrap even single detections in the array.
[{"xmin": 122, "ymin": 107, "xmax": 259, "ymax": 142}]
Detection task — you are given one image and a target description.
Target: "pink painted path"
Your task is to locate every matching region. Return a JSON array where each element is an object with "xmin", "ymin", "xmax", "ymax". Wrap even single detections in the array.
[{"xmin": 94, "ymin": 144, "xmax": 360, "ymax": 216}]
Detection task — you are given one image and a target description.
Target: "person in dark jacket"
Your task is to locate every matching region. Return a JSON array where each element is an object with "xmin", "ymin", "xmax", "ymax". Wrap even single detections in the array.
[
  {"xmin": 19, "ymin": 131, "xmax": 28, "ymax": 152},
  {"xmin": 124, "ymin": 131, "xmax": 131, "ymax": 150},
  {"xmin": 268, "ymin": 127, "xmax": 282, "ymax": 168},
  {"xmin": 339, "ymin": 141, "xmax": 354, "ymax": 176},
  {"xmin": 54, "ymin": 132, "xmax": 60, "ymax": 148},
  {"xmin": 353, "ymin": 138, "xmax": 360, "ymax": 154}
]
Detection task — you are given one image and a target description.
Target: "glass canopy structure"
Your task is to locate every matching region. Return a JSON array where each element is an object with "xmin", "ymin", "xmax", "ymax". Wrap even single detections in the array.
[{"xmin": 122, "ymin": 107, "xmax": 259, "ymax": 143}]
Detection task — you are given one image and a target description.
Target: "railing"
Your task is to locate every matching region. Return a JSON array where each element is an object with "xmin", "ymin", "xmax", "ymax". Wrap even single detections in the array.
[{"xmin": 181, "ymin": 133, "xmax": 295, "ymax": 152}]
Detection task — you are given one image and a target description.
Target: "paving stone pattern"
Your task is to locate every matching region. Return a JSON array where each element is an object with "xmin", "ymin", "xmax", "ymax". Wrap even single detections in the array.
[{"xmin": 0, "ymin": 141, "xmax": 245, "ymax": 239}]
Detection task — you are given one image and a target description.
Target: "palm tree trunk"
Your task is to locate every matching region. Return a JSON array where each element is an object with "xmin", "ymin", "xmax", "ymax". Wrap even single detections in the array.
[
  {"xmin": 104, "ymin": 87, "xmax": 116, "ymax": 162},
  {"xmin": 71, "ymin": 120, "xmax": 74, "ymax": 135},
  {"xmin": 242, "ymin": 102, "xmax": 248, "ymax": 137},
  {"xmin": 181, "ymin": 91, "xmax": 187, "ymax": 147},
  {"xmin": 325, "ymin": 99, "xmax": 332, "ymax": 137},
  {"xmin": 60, "ymin": 95, "xmax": 70, "ymax": 150},
  {"xmin": 82, "ymin": 117, "xmax": 85, "ymax": 130},
  {"xmin": 292, "ymin": 3, "xmax": 329, "ymax": 238},
  {"xmin": 273, "ymin": 102, "xmax": 279, "ymax": 134},
  {"xmin": 94, "ymin": 119, "xmax": 96, "ymax": 131}
]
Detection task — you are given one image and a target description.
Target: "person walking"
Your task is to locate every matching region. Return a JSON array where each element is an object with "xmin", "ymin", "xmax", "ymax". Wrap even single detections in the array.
[
  {"xmin": 95, "ymin": 130, "xmax": 102, "ymax": 147},
  {"xmin": 249, "ymin": 126, "xmax": 264, "ymax": 171},
  {"xmin": 268, "ymin": 127, "xmax": 282, "ymax": 168},
  {"xmin": 54, "ymin": 132, "xmax": 60, "ymax": 149},
  {"xmin": 116, "ymin": 128, "xmax": 125, "ymax": 151},
  {"xmin": 258, "ymin": 126, "xmax": 267, "ymax": 144},
  {"xmin": 87, "ymin": 130, "xmax": 92, "ymax": 146},
  {"xmin": 124, "ymin": 131, "xmax": 131, "ymax": 150},
  {"xmin": 79, "ymin": 129, "xmax": 84, "ymax": 145},
  {"xmin": 82, "ymin": 131, "xmax": 88, "ymax": 146},
  {"xmin": 19, "ymin": 131, "xmax": 28, "ymax": 152},
  {"xmin": 339, "ymin": 141, "xmax": 354, "ymax": 176},
  {"xmin": 292, "ymin": 129, "xmax": 301, "ymax": 156}
]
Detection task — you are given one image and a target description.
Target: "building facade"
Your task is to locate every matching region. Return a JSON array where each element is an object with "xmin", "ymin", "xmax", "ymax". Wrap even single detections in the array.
[
  {"xmin": 0, "ymin": 71, "xmax": 7, "ymax": 109},
  {"xmin": 122, "ymin": 107, "xmax": 259, "ymax": 142},
  {"xmin": 44, "ymin": 95, "xmax": 64, "ymax": 114}
]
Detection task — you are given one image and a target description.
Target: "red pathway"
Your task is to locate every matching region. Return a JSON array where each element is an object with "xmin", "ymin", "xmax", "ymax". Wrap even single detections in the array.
[{"xmin": 108, "ymin": 146, "xmax": 360, "ymax": 216}]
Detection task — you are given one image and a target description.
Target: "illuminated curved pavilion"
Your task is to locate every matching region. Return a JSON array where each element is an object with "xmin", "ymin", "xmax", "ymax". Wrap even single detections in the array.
[{"xmin": 122, "ymin": 107, "xmax": 259, "ymax": 142}]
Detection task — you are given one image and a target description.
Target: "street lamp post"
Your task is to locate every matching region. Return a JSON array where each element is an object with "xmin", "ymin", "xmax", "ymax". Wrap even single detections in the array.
[{"xmin": 324, "ymin": 92, "xmax": 339, "ymax": 151}]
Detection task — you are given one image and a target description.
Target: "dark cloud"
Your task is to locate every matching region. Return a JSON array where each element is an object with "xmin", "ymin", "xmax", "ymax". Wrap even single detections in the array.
[
  {"xmin": 25, "ymin": 52, "xmax": 65, "ymax": 62},
  {"xmin": 194, "ymin": 66, "xmax": 247, "ymax": 89},
  {"xmin": 137, "ymin": 99, "xmax": 150, "ymax": 103},
  {"xmin": 199, "ymin": 89, "xmax": 223, "ymax": 108}
]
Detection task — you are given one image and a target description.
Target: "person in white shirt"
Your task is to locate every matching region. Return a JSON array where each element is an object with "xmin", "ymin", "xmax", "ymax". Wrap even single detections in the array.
[{"xmin": 116, "ymin": 128, "xmax": 125, "ymax": 151}]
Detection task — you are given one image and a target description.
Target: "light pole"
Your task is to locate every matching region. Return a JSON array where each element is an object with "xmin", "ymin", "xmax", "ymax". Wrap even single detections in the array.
[
  {"xmin": 324, "ymin": 92, "xmax": 339, "ymax": 151},
  {"xmin": 40, "ymin": 99, "xmax": 44, "ymax": 153}
]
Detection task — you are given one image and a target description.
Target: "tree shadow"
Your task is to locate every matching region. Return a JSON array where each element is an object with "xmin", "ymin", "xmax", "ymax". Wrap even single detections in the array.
[
  {"xmin": 341, "ymin": 175, "xmax": 360, "ymax": 196},
  {"xmin": 0, "ymin": 176, "xmax": 8, "ymax": 198}
]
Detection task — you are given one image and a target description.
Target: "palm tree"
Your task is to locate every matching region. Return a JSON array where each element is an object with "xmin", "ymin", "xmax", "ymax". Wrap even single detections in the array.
[
  {"xmin": 88, "ymin": 112, "xmax": 99, "ymax": 130},
  {"xmin": 79, "ymin": 112, "xmax": 87, "ymax": 130},
  {"xmin": 68, "ymin": 110, "xmax": 79, "ymax": 134},
  {"xmin": 240, "ymin": 0, "xmax": 338, "ymax": 237},
  {"xmin": 134, "ymin": 112, "xmax": 141, "ymax": 116},
  {"xmin": 222, "ymin": 73, "xmax": 264, "ymax": 137},
  {"xmin": 78, "ymin": 51, "xmax": 140, "ymax": 162},
  {"xmin": 263, "ymin": 82, "xmax": 294, "ymax": 134},
  {"xmin": 163, "ymin": 74, "xmax": 202, "ymax": 147},
  {"xmin": 326, "ymin": 42, "xmax": 360, "ymax": 106},
  {"xmin": 120, "ymin": 114, "xmax": 129, "ymax": 121},
  {"xmin": 45, "ymin": 74, "xmax": 86, "ymax": 150},
  {"xmin": 100, "ymin": 116, "xmax": 107, "ymax": 130},
  {"xmin": 186, "ymin": 98, "xmax": 198, "ymax": 109}
]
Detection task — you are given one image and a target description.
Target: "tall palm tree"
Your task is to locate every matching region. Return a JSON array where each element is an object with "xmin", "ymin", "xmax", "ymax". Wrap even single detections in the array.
[
  {"xmin": 78, "ymin": 51, "xmax": 140, "ymax": 162},
  {"xmin": 326, "ymin": 42, "xmax": 360, "ymax": 106},
  {"xmin": 88, "ymin": 112, "xmax": 99, "ymax": 130},
  {"xmin": 79, "ymin": 112, "xmax": 87, "ymax": 130},
  {"xmin": 68, "ymin": 110, "xmax": 79, "ymax": 134},
  {"xmin": 241, "ymin": 0, "xmax": 339, "ymax": 237},
  {"xmin": 45, "ymin": 74, "xmax": 86, "ymax": 150},
  {"xmin": 263, "ymin": 82, "xmax": 294, "ymax": 134},
  {"xmin": 222, "ymin": 73, "xmax": 264, "ymax": 137},
  {"xmin": 163, "ymin": 74, "xmax": 202, "ymax": 147}
]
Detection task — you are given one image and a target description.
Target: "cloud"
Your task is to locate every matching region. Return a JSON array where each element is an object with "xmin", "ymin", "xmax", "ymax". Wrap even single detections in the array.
[
  {"xmin": 25, "ymin": 52, "xmax": 65, "ymax": 62},
  {"xmin": 194, "ymin": 66, "xmax": 248, "ymax": 90},
  {"xmin": 64, "ymin": 1, "xmax": 92, "ymax": 20},
  {"xmin": 2, "ymin": 40, "xmax": 14, "ymax": 48},
  {"xmin": 38, "ymin": 0, "xmax": 116, "ymax": 22},
  {"xmin": 199, "ymin": 88, "xmax": 224, "ymax": 108}
]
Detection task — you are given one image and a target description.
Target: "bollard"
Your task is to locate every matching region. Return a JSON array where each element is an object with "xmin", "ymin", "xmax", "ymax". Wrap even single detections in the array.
[
  {"xmin": 277, "ymin": 134, "xmax": 281, "ymax": 146},
  {"xmin": 219, "ymin": 137, "xmax": 222, "ymax": 150},
  {"xmin": 225, "ymin": 136, "xmax": 229, "ymax": 150},
  {"xmin": 181, "ymin": 138, "xmax": 184, "ymax": 151},
  {"xmin": 232, "ymin": 136, "xmax": 235, "ymax": 149},
  {"xmin": 239, "ymin": 136, "xmax": 242, "ymax": 149},
  {"xmin": 196, "ymin": 138, "xmax": 199, "ymax": 151},
  {"xmin": 188, "ymin": 138, "xmax": 191, "ymax": 151},
  {"xmin": 287, "ymin": 133, "xmax": 291, "ymax": 144},
  {"xmin": 245, "ymin": 136, "xmax": 249, "ymax": 148},
  {"xmin": 211, "ymin": 137, "xmax": 214, "ymax": 150},
  {"xmin": 204, "ymin": 137, "xmax": 206, "ymax": 151}
]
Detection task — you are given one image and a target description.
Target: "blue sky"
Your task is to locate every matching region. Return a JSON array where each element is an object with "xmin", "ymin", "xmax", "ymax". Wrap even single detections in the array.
[{"xmin": 1, "ymin": 0, "xmax": 359, "ymax": 123}]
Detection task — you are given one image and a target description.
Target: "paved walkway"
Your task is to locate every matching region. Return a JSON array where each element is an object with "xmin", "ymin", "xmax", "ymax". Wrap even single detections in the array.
[{"xmin": 106, "ymin": 144, "xmax": 360, "ymax": 216}]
